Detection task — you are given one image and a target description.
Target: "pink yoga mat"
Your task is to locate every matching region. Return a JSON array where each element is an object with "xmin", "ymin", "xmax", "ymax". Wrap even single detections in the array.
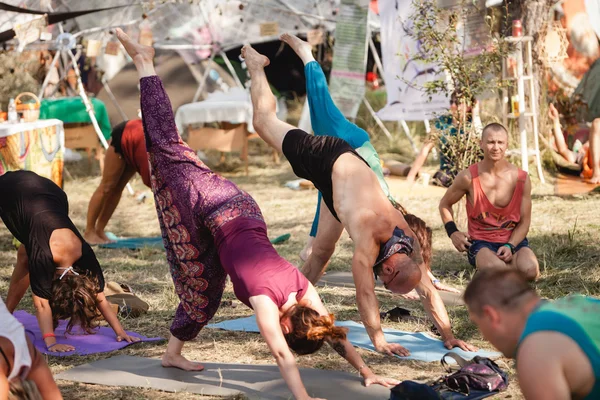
[{"xmin": 14, "ymin": 310, "xmax": 164, "ymax": 356}]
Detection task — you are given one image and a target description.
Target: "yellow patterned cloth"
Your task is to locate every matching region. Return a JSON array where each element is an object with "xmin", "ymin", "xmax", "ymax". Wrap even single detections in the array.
[{"xmin": 0, "ymin": 119, "xmax": 64, "ymax": 187}]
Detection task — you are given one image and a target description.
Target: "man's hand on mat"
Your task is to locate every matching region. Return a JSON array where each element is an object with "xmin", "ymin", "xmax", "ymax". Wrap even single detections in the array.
[
  {"xmin": 48, "ymin": 343, "xmax": 75, "ymax": 353},
  {"xmin": 376, "ymin": 342, "xmax": 410, "ymax": 357},
  {"xmin": 450, "ymin": 232, "xmax": 471, "ymax": 252},
  {"xmin": 116, "ymin": 332, "xmax": 141, "ymax": 343},
  {"xmin": 443, "ymin": 338, "xmax": 477, "ymax": 352},
  {"xmin": 364, "ymin": 374, "xmax": 400, "ymax": 388}
]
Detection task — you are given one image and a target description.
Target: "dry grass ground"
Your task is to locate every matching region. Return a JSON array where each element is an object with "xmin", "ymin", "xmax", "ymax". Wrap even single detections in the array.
[{"xmin": 1, "ymin": 138, "xmax": 600, "ymax": 400}]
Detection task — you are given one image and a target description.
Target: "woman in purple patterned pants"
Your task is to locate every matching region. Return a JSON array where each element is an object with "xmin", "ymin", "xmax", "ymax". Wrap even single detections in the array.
[
  {"xmin": 113, "ymin": 31, "xmax": 402, "ymax": 396},
  {"xmin": 120, "ymin": 45, "xmax": 247, "ymax": 371}
]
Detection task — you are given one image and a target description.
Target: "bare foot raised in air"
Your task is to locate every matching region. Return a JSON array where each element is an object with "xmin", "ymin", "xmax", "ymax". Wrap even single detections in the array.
[
  {"xmin": 241, "ymin": 45, "xmax": 270, "ymax": 70},
  {"xmin": 280, "ymin": 33, "xmax": 314, "ymax": 64},
  {"xmin": 162, "ymin": 352, "xmax": 205, "ymax": 372},
  {"xmin": 115, "ymin": 28, "xmax": 155, "ymax": 77}
]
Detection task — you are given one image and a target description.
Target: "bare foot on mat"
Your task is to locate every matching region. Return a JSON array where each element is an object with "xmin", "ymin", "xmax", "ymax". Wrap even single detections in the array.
[
  {"xmin": 162, "ymin": 352, "xmax": 205, "ymax": 371},
  {"xmin": 586, "ymin": 173, "xmax": 600, "ymax": 185}
]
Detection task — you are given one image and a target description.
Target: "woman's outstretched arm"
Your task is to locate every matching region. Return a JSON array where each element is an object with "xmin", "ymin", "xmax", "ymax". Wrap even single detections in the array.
[
  {"xmin": 96, "ymin": 292, "xmax": 140, "ymax": 344},
  {"xmin": 32, "ymin": 295, "xmax": 73, "ymax": 353},
  {"xmin": 301, "ymin": 284, "xmax": 400, "ymax": 388},
  {"xmin": 251, "ymin": 296, "xmax": 316, "ymax": 400}
]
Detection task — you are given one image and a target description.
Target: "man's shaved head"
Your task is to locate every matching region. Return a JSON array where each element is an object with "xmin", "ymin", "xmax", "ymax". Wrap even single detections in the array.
[
  {"xmin": 481, "ymin": 123, "xmax": 508, "ymax": 140},
  {"xmin": 480, "ymin": 123, "xmax": 509, "ymax": 161},
  {"xmin": 376, "ymin": 253, "xmax": 421, "ymax": 294}
]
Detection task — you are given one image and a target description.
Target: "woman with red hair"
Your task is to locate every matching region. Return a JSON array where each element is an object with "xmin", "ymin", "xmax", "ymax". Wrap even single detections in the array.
[{"xmin": 115, "ymin": 29, "xmax": 398, "ymax": 399}]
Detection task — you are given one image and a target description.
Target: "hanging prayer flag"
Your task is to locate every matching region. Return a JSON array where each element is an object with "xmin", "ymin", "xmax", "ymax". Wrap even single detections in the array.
[
  {"xmin": 105, "ymin": 41, "xmax": 120, "ymax": 56},
  {"xmin": 87, "ymin": 40, "xmax": 102, "ymax": 57},
  {"xmin": 328, "ymin": 0, "xmax": 369, "ymax": 119},
  {"xmin": 259, "ymin": 22, "xmax": 279, "ymax": 37}
]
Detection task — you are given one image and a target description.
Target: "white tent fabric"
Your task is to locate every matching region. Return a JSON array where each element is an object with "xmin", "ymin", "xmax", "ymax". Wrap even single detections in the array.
[
  {"xmin": 1, "ymin": 1, "xmax": 382, "ymax": 49},
  {"xmin": 0, "ymin": 1, "xmax": 339, "ymax": 81},
  {"xmin": 1, "ymin": 1, "xmax": 381, "ymax": 50},
  {"xmin": 1, "ymin": 1, "xmax": 381, "ymax": 81}
]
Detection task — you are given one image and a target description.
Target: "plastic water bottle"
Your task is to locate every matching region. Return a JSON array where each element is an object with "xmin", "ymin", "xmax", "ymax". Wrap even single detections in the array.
[{"xmin": 7, "ymin": 98, "xmax": 18, "ymax": 122}]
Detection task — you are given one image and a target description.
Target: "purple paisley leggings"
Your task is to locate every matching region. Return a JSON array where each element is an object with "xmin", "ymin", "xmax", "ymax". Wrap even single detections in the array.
[{"xmin": 140, "ymin": 75, "xmax": 260, "ymax": 340}]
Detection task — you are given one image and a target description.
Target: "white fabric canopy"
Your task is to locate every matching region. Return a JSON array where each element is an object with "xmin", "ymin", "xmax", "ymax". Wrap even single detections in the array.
[
  {"xmin": 0, "ymin": 1, "xmax": 384, "ymax": 84},
  {"xmin": 1, "ymin": 1, "xmax": 381, "ymax": 52}
]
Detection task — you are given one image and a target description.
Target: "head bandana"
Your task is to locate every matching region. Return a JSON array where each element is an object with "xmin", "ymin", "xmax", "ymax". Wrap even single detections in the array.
[{"xmin": 374, "ymin": 227, "xmax": 414, "ymax": 267}]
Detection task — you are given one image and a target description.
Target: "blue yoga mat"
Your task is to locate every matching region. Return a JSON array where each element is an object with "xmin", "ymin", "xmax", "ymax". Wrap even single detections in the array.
[
  {"xmin": 99, "ymin": 233, "xmax": 292, "ymax": 250},
  {"xmin": 207, "ymin": 316, "xmax": 501, "ymax": 363},
  {"xmin": 99, "ymin": 233, "xmax": 164, "ymax": 250}
]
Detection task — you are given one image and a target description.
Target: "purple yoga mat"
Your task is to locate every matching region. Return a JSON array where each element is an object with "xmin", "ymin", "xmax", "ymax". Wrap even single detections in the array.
[{"xmin": 14, "ymin": 310, "xmax": 164, "ymax": 356}]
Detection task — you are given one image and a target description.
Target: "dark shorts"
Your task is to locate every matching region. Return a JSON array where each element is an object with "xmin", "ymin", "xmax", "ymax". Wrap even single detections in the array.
[
  {"xmin": 110, "ymin": 120, "xmax": 128, "ymax": 156},
  {"xmin": 282, "ymin": 129, "xmax": 366, "ymax": 221},
  {"xmin": 467, "ymin": 238, "xmax": 530, "ymax": 266}
]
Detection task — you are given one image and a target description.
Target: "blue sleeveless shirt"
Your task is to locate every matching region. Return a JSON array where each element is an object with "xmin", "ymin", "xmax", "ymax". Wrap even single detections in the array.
[{"xmin": 519, "ymin": 295, "xmax": 600, "ymax": 399}]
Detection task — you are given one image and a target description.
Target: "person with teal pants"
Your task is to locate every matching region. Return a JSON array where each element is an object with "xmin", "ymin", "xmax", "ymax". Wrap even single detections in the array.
[
  {"xmin": 288, "ymin": 37, "xmax": 399, "ymax": 261},
  {"xmin": 282, "ymin": 33, "xmax": 460, "ymax": 297}
]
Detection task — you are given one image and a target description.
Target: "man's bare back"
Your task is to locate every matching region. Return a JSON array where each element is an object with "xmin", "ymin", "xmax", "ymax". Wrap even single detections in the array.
[
  {"xmin": 332, "ymin": 153, "xmax": 402, "ymax": 245},
  {"xmin": 242, "ymin": 41, "xmax": 475, "ymax": 357}
]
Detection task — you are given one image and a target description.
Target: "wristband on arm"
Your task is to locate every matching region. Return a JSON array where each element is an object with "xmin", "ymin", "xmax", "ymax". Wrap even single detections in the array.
[
  {"xmin": 444, "ymin": 221, "xmax": 459, "ymax": 238},
  {"xmin": 502, "ymin": 243, "xmax": 516, "ymax": 254},
  {"xmin": 43, "ymin": 333, "xmax": 58, "ymax": 350}
]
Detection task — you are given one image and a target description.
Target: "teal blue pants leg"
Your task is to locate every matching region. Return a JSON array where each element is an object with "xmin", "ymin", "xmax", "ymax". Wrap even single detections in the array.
[{"xmin": 305, "ymin": 61, "xmax": 370, "ymax": 237}]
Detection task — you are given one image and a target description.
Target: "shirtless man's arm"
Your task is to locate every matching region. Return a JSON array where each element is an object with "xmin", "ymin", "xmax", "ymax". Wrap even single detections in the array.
[
  {"xmin": 352, "ymin": 226, "xmax": 410, "ymax": 356},
  {"xmin": 352, "ymin": 210, "xmax": 475, "ymax": 354},
  {"xmin": 410, "ymin": 235, "xmax": 476, "ymax": 351},
  {"xmin": 439, "ymin": 170, "xmax": 472, "ymax": 252}
]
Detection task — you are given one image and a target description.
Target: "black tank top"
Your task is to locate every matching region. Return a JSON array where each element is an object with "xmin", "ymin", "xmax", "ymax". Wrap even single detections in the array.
[{"xmin": 0, "ymin": 170, "xmax": 104, "ymax": 299}]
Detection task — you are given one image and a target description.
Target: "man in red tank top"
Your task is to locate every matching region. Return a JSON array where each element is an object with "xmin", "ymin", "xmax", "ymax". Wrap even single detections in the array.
[{"xmin": 439, "ymin": 123, "xmax": 539, "ymax": 280}]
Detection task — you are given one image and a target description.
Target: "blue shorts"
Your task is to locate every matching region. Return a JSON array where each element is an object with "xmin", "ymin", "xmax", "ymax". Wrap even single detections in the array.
[{"xmin": 467, "ymin": 238, "xmax": 530, "ymax": 266}]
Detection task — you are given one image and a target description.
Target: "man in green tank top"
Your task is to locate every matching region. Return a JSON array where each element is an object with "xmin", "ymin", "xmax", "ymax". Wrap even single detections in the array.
[{"xmin": 464, "ymin": 269, "xmax": 600, "ymax": 399}]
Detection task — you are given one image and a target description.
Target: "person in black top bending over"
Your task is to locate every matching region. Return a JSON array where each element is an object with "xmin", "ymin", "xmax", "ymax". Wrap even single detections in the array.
[{"xmin": 0, "ymin": 170, "xmax": 139, "ymax": 353}]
